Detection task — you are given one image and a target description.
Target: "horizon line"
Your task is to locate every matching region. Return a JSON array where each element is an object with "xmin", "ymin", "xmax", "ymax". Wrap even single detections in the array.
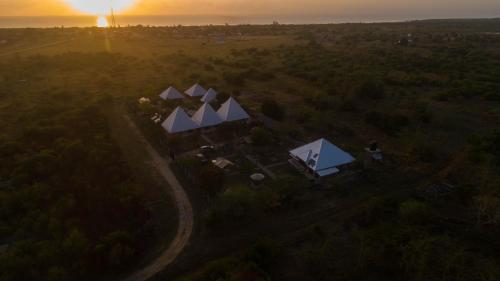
[{"xmin": 1, "ymin": 14, "xmax": 499, "ymax": 19}]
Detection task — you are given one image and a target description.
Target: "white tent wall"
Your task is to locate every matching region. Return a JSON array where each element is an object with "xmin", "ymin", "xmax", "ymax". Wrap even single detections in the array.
[
  {"xmin": 162, "ymin": 107, "xmax": 199, "ymax": 133},
  {"xmin": 185, "ymin": 83, "xmax": 207, "ymax": 97},
  {"xmin": 201, "ymin": 88, "xmax": 218, "ymax": 103},
  {"xmin": 217, "ymin": 97, "xmax": 250, "ymax": 122},
  {"xmin": 191, "ymin": 103, "xmax": 223, "ymax": 128},
  {"xmin": 160, "ymin": 86, "xmax": 184, "ymax": 100}
]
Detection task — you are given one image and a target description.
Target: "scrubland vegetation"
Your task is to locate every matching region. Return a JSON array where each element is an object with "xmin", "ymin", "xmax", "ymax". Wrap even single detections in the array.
[{"xmin": 0, "ymin": 18, "xmax": 499, "ymax": 281}]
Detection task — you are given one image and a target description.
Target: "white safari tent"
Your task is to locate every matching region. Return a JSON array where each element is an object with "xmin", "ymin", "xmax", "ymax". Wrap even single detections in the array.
[
  {"xmin": 217, "ymin": 97, "xmax": 250, "ymax": 122},
  {"xmin": 185, "ymin": 84, "xmax": 207, "ymax": 97},
  {"xmin": 201, "ymin": 88, "xmax": 218, "ymax": 103},
  {"xmin": 159, "ymin": 87, "xmax": 184, "ymax": 100},
  {"xmin": 191, "ymin": 103, "xmax": 223, "ymax": 128},
  {"xmin": 162, "ymin": 107, "xmax": 199, "ymax": 133},
  {"xmin": 289, "ymin": 138, "xmax": 355, "ymax": 177}
]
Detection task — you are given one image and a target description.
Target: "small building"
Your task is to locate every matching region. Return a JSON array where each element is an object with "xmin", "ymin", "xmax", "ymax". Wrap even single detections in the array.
[
  {"xmin": 162, "ymin": 107, "xmax": 199, "ymax": 134},
  {"xmin": 201, "ymin": 88, "xmax": 218, "ymax": 103},
  {"xmin": 185, "ymin": 83, "xmax": 207, "ymax": 97},
  {"xmin": 217, "ymin": 97, "xmax": 250, "ymax": 122},
  {"xmin": 289, "ymin": 138, "xmax": 355, "ymax": 177},
  {"xmin": 191, "ymin": 103, "xmax": 223, "ymax": 128},
  {"xmin": 159, "ymin": 86, "xmax": 184, "ymax": 100}
]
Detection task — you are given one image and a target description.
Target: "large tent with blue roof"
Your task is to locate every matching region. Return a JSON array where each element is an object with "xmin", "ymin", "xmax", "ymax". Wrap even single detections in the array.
[{"xmin": 289, "ymin": 138, "xmax": 355, "ymax": 177}]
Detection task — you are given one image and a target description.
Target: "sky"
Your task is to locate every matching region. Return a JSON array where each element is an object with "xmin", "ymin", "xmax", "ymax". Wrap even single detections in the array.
[{"xmin": 0, "ymin": 0, "xmax": 499, "ymax": 18}]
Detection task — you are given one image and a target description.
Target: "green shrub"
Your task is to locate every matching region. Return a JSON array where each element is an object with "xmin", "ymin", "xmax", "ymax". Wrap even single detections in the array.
[
  {"xmin": 223, "ymin": 71, "xmax": 246, "ymax": 86},
  {"xmin": 245, "ymin": 239, "xmax": 280, "ymax": 271},
  {"xmin": 412, "ymin": 142, "xmax": 438, "ymax": 163},
  {"xmin": 261, "ymin": 98, "xmax": 285, "ymax": 121},
  {"xmin": 206, "ymin": 186, "xmax": 261, "ymax": 225},
  {"xmin": 365, "ymin": 111, "xmax": 410, "ymax": 133},
  {"xmin": 356, "ymin": 80, "xmax": 386, "ymax": 99},
  {"xmin": 250, "ymin": 127, "xmax": 272, "ymax": 146},
  {"xmin": 399, "ymin": 200, "xmax": 430, "ymax": 223},
  {"xmin": 199, "ymin": 165, "xmax": 225, "ymax": 195}
]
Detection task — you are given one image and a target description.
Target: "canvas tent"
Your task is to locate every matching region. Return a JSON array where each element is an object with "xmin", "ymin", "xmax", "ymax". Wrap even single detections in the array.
[
  {"xmin": 159, "ymin": 87, "xmax": 184, "ymax": 100},
  {"xmin": 201, "ymin": 88, "xmax": 218, "ymax": 103},
  {"xmin": 289, "ymin": 138, "xmax": 355, "ymax": 177},
  {"xmin": 217, "ymin": 97, "xmax": 250, "ymax": 122},
  {"xmin": 185, "ymin": 83, "xmax": 207, "ymax": 97},
  {"xmin": 162, "ymin": 107, "xmax": 199, "ymax": 133},
  {"xmin": 191, "ymin": 103, "xmax": 223, "ymax": 128}
]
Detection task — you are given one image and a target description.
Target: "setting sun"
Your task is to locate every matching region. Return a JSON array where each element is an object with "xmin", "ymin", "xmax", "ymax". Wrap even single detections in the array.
[
  {"xmin": 64, "ymin": 0, "xmax": 136, "ymax": 15},
  {"xmin": 96, "ymin": 16, "xmax": 109, "ymax": 27}
]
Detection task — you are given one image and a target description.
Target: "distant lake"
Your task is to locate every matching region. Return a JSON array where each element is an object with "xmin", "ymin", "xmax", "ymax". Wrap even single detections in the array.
[{"xmin": 0, "ymin": 15, "xmax": 413, "ymax": 28}]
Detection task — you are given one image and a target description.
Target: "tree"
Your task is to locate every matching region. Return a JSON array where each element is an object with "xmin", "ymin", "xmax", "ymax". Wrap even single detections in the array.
[
  {"xmin": 199, "ymin": 165, "xmax": 225, "ymax": 195},
  {"xmin": 250, "ymin": 127, "xmax": 272, "ymax": 146},
  {"xmin": 474, "ymin": 195, "xmax": 500, "ymax": 226},
  {"xmin": 207, "ymin": 186, "xmax": 261, "ymax": 225}
]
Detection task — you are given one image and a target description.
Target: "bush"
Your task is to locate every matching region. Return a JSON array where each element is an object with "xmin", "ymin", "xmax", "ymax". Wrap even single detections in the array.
[
  {"xmin": 304, "ymin": 93, "xmax": 334, "ymax": 111},
  {"xmin": 399, "ymin": 200, "xmax": 430, "ymax": 224},
  {"xmin": 356, "ymin": 80, "xmax": 386, "ymax": 99},
  {"xmin": 223, "ymin": 71, "xmax": 246, "ymax": 86},
  {"xmin": 250, "ymin": 127, "xmax": 272, "ymax": 146},
  {"xmin": 365, "ymin": 111, "xmax": 383, "ymax": 126},
  {"xmin": 206, "ymin": 186, "xmax": 261, "ymax": 225},
  {"xmin": 245, "ymin": 239, "xmax": 280, "ymax": 271},
  {"xmin": 365, "ymin": 111, "xmax": 409, "ymax": 133},
  {"xmin": 414, "ymin": 103, "xmax": 433, "ymax": 124},
  {"xmin": 245, "ymin": 68, "xmax": 275, "ymax": 81},
  {"xmin": 199, "ymin": 165, "xmax": 225, "ymax": 195},
  {"xmin": 338, "ymin": 98, "xmax": 357, "ymax": 112},
  {"xmin": 261, "ymin": 98, "xmax": 285, "ymax": 121},
  {"xmin": 412, "ymin": 142, "xmax": 438, "ymax": 163}
]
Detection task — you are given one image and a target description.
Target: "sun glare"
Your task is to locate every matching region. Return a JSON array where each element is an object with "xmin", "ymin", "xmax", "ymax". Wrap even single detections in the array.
[
  {"xmin": 64, "ymin": 0, "xmax": 136, "ymax": 15},
  {"xmin": 97, "ymin": 16, "xmax": 109, "ymax": 28}
]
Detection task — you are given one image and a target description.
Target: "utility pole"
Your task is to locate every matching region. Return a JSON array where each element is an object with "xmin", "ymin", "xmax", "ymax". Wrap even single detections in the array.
[{"xmin": 110, "ymin": 0, "xmax": 117, "ymax": 28}]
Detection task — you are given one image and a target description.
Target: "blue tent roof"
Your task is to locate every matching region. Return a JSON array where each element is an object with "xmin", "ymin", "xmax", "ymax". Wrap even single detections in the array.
[{"xmin": 289, "ymin": 138, "xmax": 355, "ymax": 173}]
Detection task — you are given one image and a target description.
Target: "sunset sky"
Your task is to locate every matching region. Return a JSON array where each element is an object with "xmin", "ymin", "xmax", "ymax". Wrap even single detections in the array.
[{"xmin": 1, "ymin": 0, "xmax": 499, "ymax": 18}]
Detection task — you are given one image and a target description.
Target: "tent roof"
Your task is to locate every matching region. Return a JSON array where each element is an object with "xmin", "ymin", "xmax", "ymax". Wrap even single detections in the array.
[
  {"xmin": 217, "ymin": 97, "xmax": 250, "ymax": 122},
  {"xmin": 162, "ymin": 107, "xmax": 199, "ymax": 133},
  {"xmin": 191, "ymin": 103, "xmax": 223, "ymax": 128},
  {"xmin": 289, "ymin": 138, "xmax": 355, "ymax": 173},
  {"xmin": 316, "ymin": 167, "xmax": 340, "ymax": 177},
  {"xmin": 159, "ymin": 86, "xmax": 184, "ymax": 100},
  {"xmin": 185, "ymin": 83, "xmax": 206, "ymax": 97},
  {"xmin": 200, "ymin": 88, "xmax": 218, "ymax": 103}
]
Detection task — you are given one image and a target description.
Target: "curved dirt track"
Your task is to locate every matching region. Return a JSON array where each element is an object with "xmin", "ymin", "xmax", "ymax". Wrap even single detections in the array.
[{"xmin": 122, "ymin": 114, "xmax": 193, "ymax": 281}]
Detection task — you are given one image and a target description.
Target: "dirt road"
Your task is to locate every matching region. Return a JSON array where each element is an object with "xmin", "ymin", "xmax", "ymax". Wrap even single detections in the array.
[{"xmin": 121, "ymin": 114, "xmax": 194, "ymax": 281}]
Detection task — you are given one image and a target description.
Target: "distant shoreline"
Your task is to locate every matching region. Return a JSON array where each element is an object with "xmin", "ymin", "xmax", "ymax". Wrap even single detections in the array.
[{"xmin": 0, "ymin": 15, "xmax": 499, "ymax": 28}]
